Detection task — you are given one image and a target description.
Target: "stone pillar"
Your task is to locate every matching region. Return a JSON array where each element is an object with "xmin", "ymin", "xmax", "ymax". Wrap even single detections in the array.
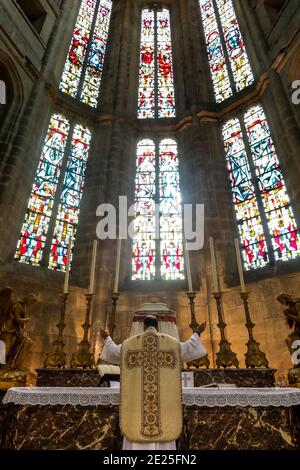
[
  {"xmin": 262, "ymin": 69, "xmax": 300, "ymax": 218},
  {"xmin": 0, "ymin": 78, "xmax": 50, "ymax": 265},
  {"xmin": 235, "ymin": 0, "xmax": 270, "ymax": 75}
]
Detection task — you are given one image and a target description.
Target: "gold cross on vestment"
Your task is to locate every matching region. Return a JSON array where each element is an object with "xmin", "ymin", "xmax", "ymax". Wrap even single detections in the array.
[{"xmin": 126, "ymin": 333, "xmax": 176, "ymax": 438}]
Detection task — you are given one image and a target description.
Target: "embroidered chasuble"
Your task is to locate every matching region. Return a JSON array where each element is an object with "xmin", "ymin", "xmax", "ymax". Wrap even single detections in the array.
[{"xmin": 120, "ymin": 328, "xmax": 182, "ymax": 443}]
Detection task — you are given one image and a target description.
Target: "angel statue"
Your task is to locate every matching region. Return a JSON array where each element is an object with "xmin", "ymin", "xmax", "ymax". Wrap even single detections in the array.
[
  {"xmin": 0, "ymin": 287, "xmax": 37, "ymax": 373},
  {"xmin": 277, "ymin": 293, "xmax": 300, "ymax": 387}
]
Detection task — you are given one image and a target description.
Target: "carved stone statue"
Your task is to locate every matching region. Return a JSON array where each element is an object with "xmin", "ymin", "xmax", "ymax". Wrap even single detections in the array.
[
  {"xmin": 277, "ymin": 293, "xmax": 300, "ymax": 387},
  {"xmin": 0, "ymin": 288, "xmax": 37, "ymax": 386}
]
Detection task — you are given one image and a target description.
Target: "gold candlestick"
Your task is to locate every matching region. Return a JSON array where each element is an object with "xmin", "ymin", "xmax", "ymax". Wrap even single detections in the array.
[
  {"xmin": 107, "ymin": 292, "xmax": 120, "ymax": 338},
  {"xmin": 186, "ymin": 292, "xmax": 210, "ymax": 369},
  {"xmin": 44, "ymin": 293, "xmax": 68, "ymax": 369},
  {"xmin": 241, "ymin": 292, "xmax": 269, "ymax": 368},
  {"xmin": 70, "ymin": 293, "xmax": 95, "ymax": 369},
  {"xmin": 214, "ymin": 293, "xmax": 239, "ymax": 368}
]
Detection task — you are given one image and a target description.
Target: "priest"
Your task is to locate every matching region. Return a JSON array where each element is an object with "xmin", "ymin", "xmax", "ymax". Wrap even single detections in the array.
[{"xmin": 100, "ymin": 315, "xmax": 207, "ymax": 450}]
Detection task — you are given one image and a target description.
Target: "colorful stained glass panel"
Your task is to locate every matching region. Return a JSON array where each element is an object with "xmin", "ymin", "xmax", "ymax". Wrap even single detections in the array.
[
  {"xmin": 222, "ymin": 118, "xmax": 268, "ymax": 269},
  {"xmin": 137, "ymin": 10, "xmax": 155, "ymax": 119},
  {"xmin": 15, "ymin": 115, "xmax": 70, "ymax": 266},
  {"xmin": 216, "ymin": 0, "xmax": 254, "ymax": 92},
  {"xmin": 157, "ymin": 9, "xmax": 176, "ymax": 118},
  {"xmin": 159, "ymin": 139, "xmax": 184, "ymax": 279},
  {"xmin": 132, "ymin": 140, "xmax": 156, "ymax": 280},
  {"xmin": 49, "ymin": 124, "xmax": 92, "ymax": 271},
  {"xmin": 81, "ymin": 0, "xmax": 113, "ymax": 107},
  {"xmin": 132, "ymin": 138, "xmax": 184, "ymax": 280},
  {"xmin": 60, "ymin": 0, "xmax": 112, "ymax": 108},
  {"xmin": 199, "ymin": 0, "xmax": 232, "ymax": 103},
  {"xmin": 199, "ymin": 0, "xmax": 254, "ymax": 103},
  {"xmin": 137, "ymin": 8, "xmax": 176, "ymax": 119},
  {"xmin": 244, "ymin": 105, "xmax": 300, "ymax": 262}
]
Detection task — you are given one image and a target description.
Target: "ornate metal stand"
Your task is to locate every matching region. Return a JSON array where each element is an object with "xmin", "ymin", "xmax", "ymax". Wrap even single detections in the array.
[
  {"xmin": 107, "ymin": 292, "xmax": 120, "ymax": 338},
  {"xmin": 214, "ymin": 293, "xmax": 239, "ymax": 368},
  {"xmin": 241, "ymin": 292, "xmax": 269, "ymax": 368},
  {"xmin": 44, "ymin": 293, "xmax": 68, "ymax": 369},
  {"xmin": 186, "ymin": 292, "xmax": 210, "ymax": 369},
  {"xmin": 70, "ymin": 294, "xmax": 95, "ymax": 369}
]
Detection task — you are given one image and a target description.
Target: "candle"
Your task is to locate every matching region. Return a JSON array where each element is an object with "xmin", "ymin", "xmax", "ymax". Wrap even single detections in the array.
[
  {"xmin": 63, "ymin": 243, "xmax": 72, "ymax": 294},
  {"xmin": 209, "ymin": 237, "xmax": 219, "ymax": 293},
  {"xmin": 184, "ymin": 242, "xmax": 193, "ymax": 292},
  {"xmin": 234, "ymin": 238, "xmax": 246, "ymax": 293},
  {"xmin": 113, "ymin": 238, "xmax": 122, "ymax": 293},
  {"xmin": 88, "ymin": 240, "xmax": 98, "ymax": 294}
]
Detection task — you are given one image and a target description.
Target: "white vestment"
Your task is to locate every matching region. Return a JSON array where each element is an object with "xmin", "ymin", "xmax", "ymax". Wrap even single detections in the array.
[{"xmin": 100, "ymin": 332, "xmax": 207, "ymax": 450}]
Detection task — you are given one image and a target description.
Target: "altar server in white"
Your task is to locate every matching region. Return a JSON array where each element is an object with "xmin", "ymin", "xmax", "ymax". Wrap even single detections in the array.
[{"xmin": 100, "ymin": 315, "xmax": 207, "ymax": 450}]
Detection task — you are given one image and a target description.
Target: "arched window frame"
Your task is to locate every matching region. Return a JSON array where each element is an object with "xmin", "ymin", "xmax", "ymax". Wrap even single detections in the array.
[
  {"xmin": 0, "ymin": 52, "xmax": 23, "ymax": 145},
  {"xmin": 131, "ymin": 137, "xmax": 185, "ymax": 283},
  {"xmin": 15, "ymin": 113, "xmax": 92, "ymax": 272},
  {"xmin": 137, "ymin": 5, "xmax": 176, "ymax": 120},
  {"xmin": 198, "ymin": 0, "xmax": 255, "ymax": 104},
  {"xmin": 221, "ymin": 103, "xmax": 300, "ymax": 271},
  {"xmin": 59, "ymin": 0, "xmax": 113, "ymax": 108}
]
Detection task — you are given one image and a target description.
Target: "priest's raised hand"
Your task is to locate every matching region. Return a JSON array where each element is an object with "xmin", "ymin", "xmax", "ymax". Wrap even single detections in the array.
[
  {"xmin": 100, "ymin": 328, "xmax": 109, "ymax": 340},
  {"xmin": 196, "ymin": 321, "xmax": 207, "ymax": 336}
]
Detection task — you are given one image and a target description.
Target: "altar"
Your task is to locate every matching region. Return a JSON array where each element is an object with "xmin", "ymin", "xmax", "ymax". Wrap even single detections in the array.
[{"xmin": 2, "ymin": 387, "xmax": 300, "ymax": 450}]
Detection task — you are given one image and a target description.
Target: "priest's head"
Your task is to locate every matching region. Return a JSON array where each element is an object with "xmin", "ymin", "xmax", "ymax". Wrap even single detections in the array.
[{"xmin": 143, "ymin": 315, "xmax": 158, "ymax": 331}]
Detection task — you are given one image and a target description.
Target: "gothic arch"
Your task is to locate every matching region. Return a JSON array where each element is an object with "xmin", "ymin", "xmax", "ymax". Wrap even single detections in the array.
[{"xmin": 0, "ymin": 50, "xmax": 24, "ymax": 148}]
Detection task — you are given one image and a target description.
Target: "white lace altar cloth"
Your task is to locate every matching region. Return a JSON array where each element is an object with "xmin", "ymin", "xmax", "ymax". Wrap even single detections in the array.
[{"xmin": 3, "ymin": 387, "xmax": 300, "ymax": 408}]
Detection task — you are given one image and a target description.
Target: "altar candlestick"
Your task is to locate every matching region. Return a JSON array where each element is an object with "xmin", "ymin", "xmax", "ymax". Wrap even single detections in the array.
[
  {"xmin": 209, "ymin": 237, "xmax": 219, "ymax": 293},
  {"xmin": 63, "ymin": 243, "xmax": 71, "ymax": 294},
  {"xmin": 113, "ymin": 238, "xmax": 121, "ymax": 293},
  {"xmin": 88, "ymin": 240, "xmax": 98, "ymax": 294},
  {"xmin": 184, "ymin": 242, "xmax": 193, "ymax": 293},
  {"xmin": 234, "ymin": 238, "xmax": 246, "ymax": 293}
]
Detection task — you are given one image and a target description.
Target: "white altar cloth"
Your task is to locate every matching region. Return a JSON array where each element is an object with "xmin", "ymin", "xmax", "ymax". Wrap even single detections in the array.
[{"xmin": 3, "ymin": 387, "xmax": 300, "ymax": 408}]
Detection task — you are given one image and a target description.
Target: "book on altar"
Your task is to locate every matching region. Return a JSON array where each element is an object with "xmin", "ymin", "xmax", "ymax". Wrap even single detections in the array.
[
  {"xmin": 199, "ymin": 383, "xmax": 237, "ymax": 389},
  {"xmin": 110, "ymin": 382, "xmax": 120, "ymax": 388}
]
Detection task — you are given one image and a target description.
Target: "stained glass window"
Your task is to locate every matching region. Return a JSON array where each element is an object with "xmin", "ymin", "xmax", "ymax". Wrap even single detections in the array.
[
  {"xmin": 132, "ymin": 139, "xmax": 156, "ymax": 279},
  {"xmin": 15, "ymin": 115, "xmax": 70, "ymax": 266},
  {"xmin": 132, "ymin": 139, "xmax": 184, "ymax": 280},
  {"xmin": 222, "ymin": 104, "xmax": 300, "ymax": 270},
  {"xmin": 137, "ymin": 8, "xmax": 176, "ymax": 119},
  {"xmin": 59, "ymin": 0, "xmax": 112, "ymax": 108},
  {"xmin": 15, "ymin": 115, "xmax": 91, "ymax": 271},
  {"xmin": 222, "ymin": 118, "xmax": 268, "ymax": 269},
  {"xmin": 159, "ymin": 139, "xmax": 184, "ymax": 279},
  {"xmin": 199, "ymin": 0, "xmax": 254, "ymax": 103},
  {"xmin": 49, "ymin": 124, "xmax": 91, "ymax": 271},
  {"xmin": 244, "ymin": 105, "xmax": 300, "ymax": 263}
]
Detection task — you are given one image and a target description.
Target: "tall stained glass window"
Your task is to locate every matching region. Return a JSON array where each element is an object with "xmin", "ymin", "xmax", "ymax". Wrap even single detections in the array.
[
  {"xmin": 137, "ymin": 8, "xmax": 176, "ymax": 119},
  {"xmin": 199, "ymin": 0, "xmax": 254, "ymax": 103},
  {"xmin": 59, "ymin": 0, "xmax": 113, "ymax": 108},
  {"xmin": 49, "ymin": 125, "xmax": 91, "ymax": 270},
  {"xmin": 132, "ymin": 139, "xmax": 184, "ymax": 280},
  {"xmin": 222, "ymin": 104, "xmax": 300, "ymax": 270},
  {"xmin": 15, "ymin": 115, "xmax": 91, "ymax": 272}
]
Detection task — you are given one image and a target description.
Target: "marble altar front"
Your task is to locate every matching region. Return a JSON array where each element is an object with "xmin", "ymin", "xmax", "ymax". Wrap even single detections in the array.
[{"xmin": 1, "ymin": 387, "xmax": 300, "ymax": 450}]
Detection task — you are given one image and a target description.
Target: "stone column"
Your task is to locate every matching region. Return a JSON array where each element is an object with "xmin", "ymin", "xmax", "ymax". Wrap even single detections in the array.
[
  {"xmin": 262, "ymin": 69, "xmax": 300, "ymax": 217},
  {"xmin": 91, "ymin": 0, "xmax": 136, "ymax": 345},
  {"xmin": 235, "ymin": 0, "xmax": 270, "ymax": 74}
]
